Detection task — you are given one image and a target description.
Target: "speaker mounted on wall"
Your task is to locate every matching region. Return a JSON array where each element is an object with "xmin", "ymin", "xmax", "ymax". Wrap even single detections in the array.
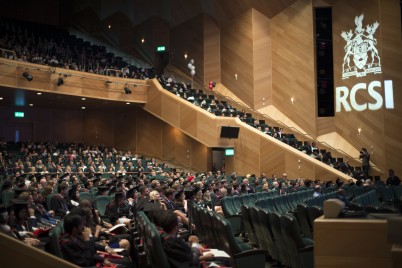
[{"xmin": 220, "ymin": 126, "xmax": 240, "ymax": 139}]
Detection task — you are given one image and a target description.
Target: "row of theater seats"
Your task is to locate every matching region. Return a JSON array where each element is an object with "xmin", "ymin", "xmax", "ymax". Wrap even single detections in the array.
[
  {"xmin": 190, "ymin": 202, "xmax": 314, "ymax": 268},
  {"xmin": 353, "ymin": 190, "xmax": 399, "ymax": 213},
  {"xmin": 241, "ymin": 205, "xmax": 314, "ymax": 268},
  {"xmin": 136, "ymin": 211, "xmax": 171, "ymax": 267},
  {"xmin": 189, "ymin": 203, "xmax": 266, "ymax": 268}
]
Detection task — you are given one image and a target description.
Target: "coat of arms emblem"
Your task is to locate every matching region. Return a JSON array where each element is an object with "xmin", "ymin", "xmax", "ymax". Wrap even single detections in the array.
[{"xmin": 341, "ymin": 14, "xmax": 382, "ymax": 79}]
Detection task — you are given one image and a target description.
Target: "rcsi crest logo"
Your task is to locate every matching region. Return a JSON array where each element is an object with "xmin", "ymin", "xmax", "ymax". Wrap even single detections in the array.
[{"xmin": 341, "ymin": 14, "xmax": 381, "ymax": 79}]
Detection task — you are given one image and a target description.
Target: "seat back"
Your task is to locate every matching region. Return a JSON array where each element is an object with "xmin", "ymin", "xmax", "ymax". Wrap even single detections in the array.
[
  {"xmin": 221, "ymin": 196, "xmax": 236, "ymax": 216},
  {"xmin": 269, "ymin": 212, "xmax": 290, "ymax": 266},
  {"xmin": 250, "ymin": 207, "xmax": 264, "ymax": 249},
  {"xmin": 47, "ymin": 221, "xmax": 64, "ymax": 258},
  {"xmin": 1, "ymin": 191, "xmax": 15, "ymax": 206},
  {"xmin": 95, "ymin": 195, "xmax": 110, "ymax": 216},
  {"xmin": 257, "ymin": 209, "xmax": 279, "ymax": 261},
  {"xmin": 46, "ymin": 193, "xmax": 57, "ymax": 211},
  {"xmin": 296, "ymin": 203, "xmax": 313, "ymax": 238},
  {"xmin": 281, "ymin": 214, "xmax": 314, "ymax": 268},
  {"xmin": 79, "ymin": 191, "xmax": 91, "ymax": 202},
  {"xmin": 240, "ymin": 205, "xmax": 258, "ymax": 246}
]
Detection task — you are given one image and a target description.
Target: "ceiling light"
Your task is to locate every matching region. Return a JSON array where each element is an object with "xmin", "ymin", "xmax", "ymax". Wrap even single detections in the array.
[
  {"xmin": 37, "ymin": 92, "xmax": 42, "ymax": 95},
  {"xmin": 29, "ymin": 104, "xmax": 33, "ymax": 107},
  {"xmin": 81, "ymin": 107, "xmax": 86, "ymax": 110},
  {"xmin": 126, "ymin": 102, "xmax": 130, "ymax": 105},
  {"xmin": 82, "ymin": 98, "xmax": 86, "ymax": 100},
  {"xmin": 0, "ymin": 97, "xmax": 3, "ymax": 100}
]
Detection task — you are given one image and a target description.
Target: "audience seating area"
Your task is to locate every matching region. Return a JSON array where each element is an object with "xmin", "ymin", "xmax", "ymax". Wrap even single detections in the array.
[
  {"xmin": 158, "ymin": 78, "xmax": 368, "ymax": 179},
  {"xmin": 0, "ymin": 18, "xmax": 154, "ymax": 79}
]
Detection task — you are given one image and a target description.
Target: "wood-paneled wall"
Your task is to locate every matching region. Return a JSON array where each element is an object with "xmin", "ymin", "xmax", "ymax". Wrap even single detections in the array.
[
  {"xmin": 221, "ymin": 9, "xmax": 254, "ymax": 107},
  {"xmin": 203, "ymin": 15, "xmax": 221, "ymax": 86},
  {"xmin": 170, "ymin": 15, "xmax": 205, "ymax": 86},
  {"xmin": 252, "ymin": 9, "xmax": 272, "ymax": 109},
  {"xmin": 331, "ymin": 0, "xmax": 402, "ymax": 175},
  {"xmin": 271, "ymin": 0, "xmax": 317, "ymax": 136},
  {"xmin": 144, "ymin": 78, "xmax": 353, "ymax": 181},
  {"xmin": 0, "ymin": 59, "xmax": 148, "ymax": 103}
]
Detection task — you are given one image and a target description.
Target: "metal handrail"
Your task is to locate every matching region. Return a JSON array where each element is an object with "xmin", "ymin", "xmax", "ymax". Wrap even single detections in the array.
[{"xmin": 163, "ymin": 66, "xmax": 380, "ymax": 172}]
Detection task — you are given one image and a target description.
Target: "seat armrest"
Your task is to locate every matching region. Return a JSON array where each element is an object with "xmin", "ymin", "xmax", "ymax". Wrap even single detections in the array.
[{"xmin": 298, "ymin": 244, "xmax": 314, "ymax": 253}]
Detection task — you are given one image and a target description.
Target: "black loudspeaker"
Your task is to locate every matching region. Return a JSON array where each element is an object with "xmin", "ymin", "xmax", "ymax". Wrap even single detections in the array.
[{"xmin": 220, "ymin": 126, "xmax": 240, "ymax": 139}]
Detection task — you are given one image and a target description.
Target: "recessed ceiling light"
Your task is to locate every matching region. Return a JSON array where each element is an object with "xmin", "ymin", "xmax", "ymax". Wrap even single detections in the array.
[
  {"xmin": 82, "ymin": 97, "xmax": 86, "ymax": 100},
  {"xmin": 37, "ymin": 92, "xmax": 42, "ymax": 95},
  {"xmin": 29, "ymin": 104, "xmax": 33, "ymax": 107},
  {"xmin": 81, "ymin": 107, "xmax": 86, "ymax": 110},
  {"xmin": 126, "ymin": 102, "xmax": 130, "ymax": 105},
  {"xmin": 0, "ymin": 97, "xmax": 3, "ymax": 100}
]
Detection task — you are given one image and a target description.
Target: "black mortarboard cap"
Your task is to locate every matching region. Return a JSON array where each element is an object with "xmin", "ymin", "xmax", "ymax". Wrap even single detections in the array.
[
  {"xmin": 0, "ymin": 204, "xmax": 8, "ymax": 213},
  {"xmin": 115, "ymin": 191, "xmax": 124, "ymax": 200},
  {"xmin": 97, "ymin": 186, "xmax": 109, "ymax": 192},
  {"xmin": 58, "ymin": 173, "xmax": 70, "ymax": 183},
  {"xmin": 10, "ymin": 199, "xmax": 28, "ymax": 210},
  {"xmin": 127, "ymin": 187, "xmax": 137, "ymax": 198}
]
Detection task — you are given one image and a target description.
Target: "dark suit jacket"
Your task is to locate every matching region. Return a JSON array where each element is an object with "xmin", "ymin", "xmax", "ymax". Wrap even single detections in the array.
[{"xmin": 49, "ymin": 194, "xmax": 69, "ymax": 215}]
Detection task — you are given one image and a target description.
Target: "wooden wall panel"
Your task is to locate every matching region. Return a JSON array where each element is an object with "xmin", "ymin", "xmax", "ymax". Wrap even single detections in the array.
[
  {"xmin": 144, "ymin": 79, "xmax": 354, "ymax": 180},
  {"xmin": 136, "ymin": 109, "xmax": 162, "ymax": 159},
  {"xmin": 381, "ymin": 0, "xmax": 402, "ymax": 176},
  {"xmin": 221, "ymin": 9, "xmax": 254, "ymax": 107},
  {"xmin": 271, "ymin": 0, "xmax": 316, "ymax": 136},
  {"xmin": 161, "ymin": 124, "xmax": 176, "ymax": 162},
  {"xmin": 259, "ymin": 138, "xmax": 286, "ymax": 177},
  {"xmin": 65, "ymin": 110, "xmax": 82, "ymax": 143},
  {"xmin": 175, "ymin": 130, "xmax": 192, "ymax": 169},
  {"xmin": 50, "ymin": 109, "xmax": 67, "ymax": 142},
  {"xmin": 191, "ymin": 139, "xmax": 208, "ymax": 172},
  {"xmin": 233, "ymin": 127, "xmax": 260, "ymax": 175},
  {"xmin": 170, "ymin": 15, "xmax": 204, "ymax": 86},
  {"xmin": 252, "ymin": 9, "xmax": 272, "ymax": 109},
  {"xmin": 180, "ymin": 103, "xmax": 198, "ymax": 138},
  {"xmin": 162, "ymin": 93, "xmax": 181, "ymax": 128},
  {"xmin": 114, "ymin": 107, "xmax": 137, "ymax": 151},
  {"xmin": 0, "ymin": 59, "xmax": 148, "ymax": 104},
  {"xmin": 203, "ymin": 15, "xmax": 221, "ymax": 86},
  {"xmin": 82, "ymin": 108, "xmax": 115, "ymax": 147},
  {"xmin": 285, "ymin": 152, "xmax": 315, "ymax": 180},
  {"xmin": 331, "ymin": 0, "xmax": 402, "ymax": 175},
  {"xmin": 316, "ymin": 117, "xmax": 336, "ymax": 136}
]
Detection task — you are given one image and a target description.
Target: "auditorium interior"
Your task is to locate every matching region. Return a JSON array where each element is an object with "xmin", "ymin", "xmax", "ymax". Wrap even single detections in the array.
[{"xmin": 0, "ymin": 0, "xmax": 402, "ymax": 267}]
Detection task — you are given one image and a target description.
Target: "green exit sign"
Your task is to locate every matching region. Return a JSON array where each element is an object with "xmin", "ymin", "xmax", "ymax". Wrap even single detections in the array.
[
  {"xmin": 14, "ymin": 111, "xmax": 24, "ymax": 118},
  {"xmin": 156, "ymin": 46, "xmax": 166, "ymax": 52}
]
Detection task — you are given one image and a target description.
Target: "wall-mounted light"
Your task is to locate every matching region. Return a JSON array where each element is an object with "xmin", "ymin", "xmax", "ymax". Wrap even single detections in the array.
[
  {"xmin": 124, "ymin": 85, "xmax": 132, "ymax": 94},
  {"xmin": 22, "ymin": 69, "xmax": 33, "ymax": 81},
  {"xmin": 184, "ymin": 53, "xmax": 188, "ymax": 59},
  {"xmin": 108, "ymin": 24, "xmax": 111, "ymax": 29},
  {"xmin": 358, "ymin": 128, "xmax": 361, "ymax": 135},
  {"xmin": 291, "ymin": 97, "xmax": 294, "ymax": 104},
  {"xmin": 57, "ymin": 76, "xmax": 64, "ymax": 86},
  {"xmin": 235, "ymin": 74, "xmax": 238, "ymax": 80},
  {"xmin": 141, "ymin": 38, "xmax": 145, "ymax": 43}
]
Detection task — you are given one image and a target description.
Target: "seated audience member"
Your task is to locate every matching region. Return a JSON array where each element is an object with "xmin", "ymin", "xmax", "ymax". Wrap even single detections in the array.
[
  {"xmin": 336, "ymin": 189, "xmax": 350, "ymax": 207},
  {"xmin": 105, "ymin": 192, "xmax": 131, "ymax": 228},
  {"xmin": 313, "ymin": 185, "xmax": 322, "ymax": 197},
  {"xmin": 386, "ymin": 169, "xmax": 401, "ymax": 186},
  {"xmin": 79, "ymin": 200, "xmax": 130, "ymax": 252},
  {"xmin": 60, "ymin": 213, "xmax": 111, "ymax": 267},
  {"xmin": 49, "ymin": 183, "xmax": 70, "ymax": 216},
  {"xmin": 158, "ymin": 210, "xmax": 213, "ymax": 268}
]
